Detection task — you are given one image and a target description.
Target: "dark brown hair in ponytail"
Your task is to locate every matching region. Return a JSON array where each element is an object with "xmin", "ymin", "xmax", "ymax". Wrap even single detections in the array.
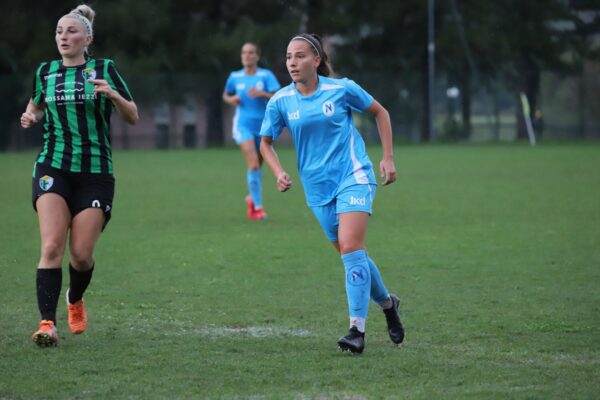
[{"xmin": 291, "ymin": 33, "xmax": 332, "ymax": 77}]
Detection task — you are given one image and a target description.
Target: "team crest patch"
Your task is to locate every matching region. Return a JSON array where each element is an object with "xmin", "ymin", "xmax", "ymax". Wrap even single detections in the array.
[
  {"xmin": 82, "ymin": 68, "xmax": 96, "ymax": 80},
  {"xmin": 347, "ymin": 265, "xmax": 368, "ymax": 286},
  {"xmin": 39, "ymin": 175, "xmax": 54, "ymax": 191},
  {"xmin": 255, "ymin": 81, "xmax": 265, "ymax": 91},
  {"xmin": 322, "ymin": 101, "xmax": 335, "ymax": 117}
]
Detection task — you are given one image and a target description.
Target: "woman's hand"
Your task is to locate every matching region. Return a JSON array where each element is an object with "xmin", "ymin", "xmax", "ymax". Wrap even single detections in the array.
[
  {"xmin": 380, "ymin": 157, "xmax": 397, "ymax": 185},
  {"xmin": 247, "ymin": 87, "xmax": 266, "ymax": 98},
  {"xmin": 276, "ymin": 171, "xmax": 292, "ymax": 192},
  {"xmin": 87, "ymin": 79, "xmax": 117, "ymax": 100},
  {"xmin": 20, "ymin": 111, "xmax": 39, "ymax": 128},
  {"xmin": 88, "ymin": 79, "xmax": 138, "ymax": 124}
]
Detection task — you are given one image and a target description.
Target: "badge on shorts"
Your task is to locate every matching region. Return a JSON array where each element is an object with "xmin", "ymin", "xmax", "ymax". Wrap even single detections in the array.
[{"xmin": 39, "ymin": 175, "xmax": 54, "ymax": 191}]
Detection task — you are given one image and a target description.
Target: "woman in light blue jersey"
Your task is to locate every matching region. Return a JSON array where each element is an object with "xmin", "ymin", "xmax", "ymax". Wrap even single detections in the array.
[
  {"xmin": 260, "ymin": 33, "xmax": 404, "ymax": 354},
  {"xmin": 223, "ymin": 42, "xmax": 281, "ymax": 220}
]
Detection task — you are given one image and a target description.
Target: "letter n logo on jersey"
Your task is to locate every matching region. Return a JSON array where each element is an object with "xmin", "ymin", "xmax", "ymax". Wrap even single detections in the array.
[
  {"xmin": 39, "ymin": 175, "xmax": 54, "ymax": 191},
  {"xmin": 322, "ymin": 101, "xmax": 335, "ymax": 117}
]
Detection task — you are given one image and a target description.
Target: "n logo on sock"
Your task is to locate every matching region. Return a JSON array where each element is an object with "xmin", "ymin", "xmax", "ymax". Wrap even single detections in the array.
[{"xmin": 347, "ymin": 265, "xmax": 368, "ymax": 286}]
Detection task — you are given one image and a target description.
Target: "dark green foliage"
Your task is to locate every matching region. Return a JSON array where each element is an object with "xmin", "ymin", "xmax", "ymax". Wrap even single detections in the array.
[{"xmin": 0, "ymin": 0, "xmax": 597, "ymax": 145}]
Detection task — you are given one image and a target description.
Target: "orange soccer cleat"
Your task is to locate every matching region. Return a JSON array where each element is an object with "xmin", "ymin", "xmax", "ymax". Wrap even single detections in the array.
[
  {"xmin": 66, "ymin": 290, "xmax": 88, "ymax": 334},
  {"xmin": 32, "ymin": 320, "xmax": 59, "ymax": 347}
]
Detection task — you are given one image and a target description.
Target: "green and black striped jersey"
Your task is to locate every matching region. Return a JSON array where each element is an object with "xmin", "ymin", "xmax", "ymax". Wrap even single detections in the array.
[{"xmin": 31, "ymin": 58, "xmax": 133, "ymax": 175}]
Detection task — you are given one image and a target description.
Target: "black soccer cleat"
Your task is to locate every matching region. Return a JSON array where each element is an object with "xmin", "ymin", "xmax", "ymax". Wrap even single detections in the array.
[
  {"xmin": 337, "ymin": 326, "xmax": 365, "ymax": 354},
  {"xmin": 383, "ymin": 294, "xmax": 404, "ymax": 344}
]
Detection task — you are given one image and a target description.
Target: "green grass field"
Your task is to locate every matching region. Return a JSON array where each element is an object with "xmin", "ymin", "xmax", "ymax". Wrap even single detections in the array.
[{"xmin": 1, "ymin": 144, "xmax": 599, "ymax": 399}]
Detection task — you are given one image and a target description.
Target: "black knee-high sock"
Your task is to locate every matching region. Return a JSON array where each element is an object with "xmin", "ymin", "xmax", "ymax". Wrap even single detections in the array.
[
  {"xmin": 68, "ymin": 263, "xmax": 94, "ymax": 304},
  {"xmin": 36, "ymin": 268, "xmax": 62, "ymax": 324}
]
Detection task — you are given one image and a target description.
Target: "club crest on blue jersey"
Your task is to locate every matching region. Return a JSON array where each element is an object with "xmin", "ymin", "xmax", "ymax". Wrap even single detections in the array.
[
  {"xmin": 82, "ymin": 68, "xmax": 96, "ymax": 80},
  {"xmin": 255, "ymin": 81, "xmax": 265, "ymax": 91},
  {"xmin": 347, "ymin": 265, "xmax": 368, "ymax": 286},
  {"xmin": 322, "ymin": 101, "xmax": 335, "ymax": 117},
  {"xmin": 39, "ymin": 175, "xmax": 54, "ymax": 191}
]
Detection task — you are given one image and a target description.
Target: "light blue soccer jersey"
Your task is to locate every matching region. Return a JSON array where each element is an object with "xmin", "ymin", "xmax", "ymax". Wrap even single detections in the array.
[
  {"xmin": 260, "ymin": 76, "xmax": 377, "ymax": 206},
  {"xmin": 224, "ymin": 68, "xmax": 281, "ymax": 121}
]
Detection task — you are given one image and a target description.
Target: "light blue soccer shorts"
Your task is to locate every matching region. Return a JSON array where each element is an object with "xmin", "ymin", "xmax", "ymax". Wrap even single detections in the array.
[
  {"xmin": 310, "ymin": 183, "xmax": 377, "ymax": 242},
  {"xmin": 233, "ymin": 117, "xmax": 263, "ymax": 148}
]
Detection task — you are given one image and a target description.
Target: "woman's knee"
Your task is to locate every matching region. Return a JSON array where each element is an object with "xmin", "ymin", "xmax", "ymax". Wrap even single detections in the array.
[
  {"xmin": 245, "ymin": 153, "xmax": 260, "ymax": 170},
  {"xmin": 40, "ymin": 240, "xmax": 66, "ymax": 265},
  {"xmin": 338, "ymin": 240, "xmax": 365, "ymax": 255},
  {"xmin": 69, "ymin": 243, "xmax": 94, "ymax": 269}
]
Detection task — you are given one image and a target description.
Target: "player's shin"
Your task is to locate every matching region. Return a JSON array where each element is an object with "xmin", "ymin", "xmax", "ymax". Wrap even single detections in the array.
[
  {"xmin": 36, "ymin": 268, "xmax": 62, "ymax": 324},
  {"xmin": 367, "ymin": 255, "xmax": 392, "ymax": 307},
  {"xmin": 341, "ymin": 249, "xmax": 371, "ymax": 332},
  {"xmin": 68, "ymin": 263, "xmax": 94, "ymax": 303},
  {"xmin": 247, "ymin": 169, "xmax": 263, "ymax": 209}
]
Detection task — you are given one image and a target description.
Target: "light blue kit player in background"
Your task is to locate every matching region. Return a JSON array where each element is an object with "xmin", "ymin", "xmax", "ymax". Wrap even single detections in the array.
[
  {"xmin": 223, "ymin": 42, "xmax": 280, "ymax": 221},
  {"xmin": 260, "ymin": 33, "xmax": 404, "ymax": 354}
]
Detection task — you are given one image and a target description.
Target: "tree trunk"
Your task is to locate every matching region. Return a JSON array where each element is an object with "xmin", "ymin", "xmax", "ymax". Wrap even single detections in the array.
[
  {"xmin": 460, "ymin": 66, "xmax": 471, "ymax": 140},
  {"xmin": 578, "ymin": 74, "xmax": 586, "ymax": 138},
  {"xmin": 205, "ymin": 83, "xmax": 224, "ymax": 147},
  {"xmin": 493, "ymin": 86, "xmax": 500, "ymax": 142},
  {"xmin": 421, "ymin": 66, "xmax": 431, "ymax": 142},
  {"xmin": 0, "ymin": 75, "xmax": 21, "ymax": 150}
]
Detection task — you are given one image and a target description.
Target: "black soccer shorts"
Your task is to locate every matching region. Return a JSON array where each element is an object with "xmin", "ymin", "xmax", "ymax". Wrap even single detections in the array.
[{"xmin": 32, "ymin": 163, "xmax": 115, "ymax": 230}]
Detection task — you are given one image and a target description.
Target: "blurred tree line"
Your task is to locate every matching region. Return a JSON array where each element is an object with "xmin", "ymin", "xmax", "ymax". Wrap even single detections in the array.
[{"xmin": 0, "ymin": 0, "xmax": 598, "ymax": 149}]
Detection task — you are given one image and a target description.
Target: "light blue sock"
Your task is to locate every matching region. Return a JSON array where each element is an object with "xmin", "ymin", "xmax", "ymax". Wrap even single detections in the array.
[
  {"xmin": 341, "ymin": 249, "xmax": 371, "ymax": 319},
  {"xmin": 367, "ymin": 256, "xmax": 390, "ymax": 305},
  {"xmin": 247, "ymin": 169, "xmax": 263, "ymax": 208}
]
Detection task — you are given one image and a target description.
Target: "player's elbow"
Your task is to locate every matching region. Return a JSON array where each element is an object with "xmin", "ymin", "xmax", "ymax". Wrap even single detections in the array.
[
  {"xmin": 370, "ymin": 100, "xmax": 389, "ymax": 119},
  {"xmin": 376, "ymin": 105, "xmax": 390, "ymax": 120},
  {"xmin": 126, "ymin": 102, "xmax": 139, "ymax": 125},
  {"xmin": 259, "ymin": 140, "xmax": 267, "ymax": 156},
  {"xmin": 259, "ymin": 138, "xmax": 272, "ymax": 156},
  {"xmin": 125, "ymin": 109, "xmax": 139, "ymax": 125}
]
